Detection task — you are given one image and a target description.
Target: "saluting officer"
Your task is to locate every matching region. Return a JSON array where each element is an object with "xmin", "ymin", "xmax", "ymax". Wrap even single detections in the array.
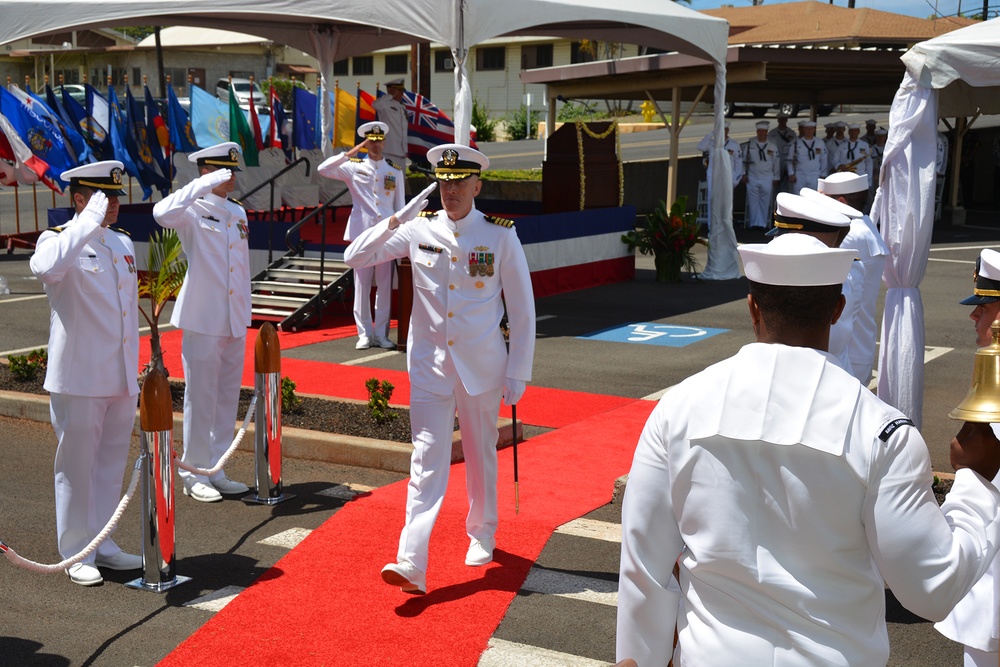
[
  {"xmin": 30, "ymin": 161, "xmax": 143, "ymax": 586},
  {"xmin": 153, "ymin": 142, "xmax": 251, "ymax": 503},
  {"xmin": 787, "ymin": 121, "xmax": 829, "ymax": 194},
  {"xmin": 318, "ymin": 121, "xmax": 406, "ymax": 349},
  {"xmin": 345, "ymin": 143, "xmax": 536, "ymax": 595},
  {"xmin": 742, "ymin": 120, "xmax": 781, "ymax": 230},
  {"xmin": 372, "ymin": 78, "xmax": 409, "ymax": 168}
]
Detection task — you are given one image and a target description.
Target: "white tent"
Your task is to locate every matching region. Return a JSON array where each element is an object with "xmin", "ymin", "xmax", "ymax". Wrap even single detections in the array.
[{"xmin": 872, "ymin": 17, "xmax": 1000, "ymax": 428}]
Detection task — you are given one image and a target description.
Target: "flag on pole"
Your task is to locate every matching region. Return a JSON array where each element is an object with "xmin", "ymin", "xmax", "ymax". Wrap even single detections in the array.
[
  {"xmin": 190, "ymin": 84, "xmax": 230, "ymax": 148},
  {"xmin": 0, "ymin": 112, "xmax": 51, "ymax": 186},
  {"xmin": 228, "ymin": 82, "xmax": 259, "ymax": 167},
  {"xmin": 107, "ymin": 85, "xmax": 150, "ymax": 199},
  {"xmin": 34, "ymin": 85, "xmax": 91, "ymax": 164},
  {"xmin": 268, "ymin": 84, "xmax": 289, "ymax": 152},
  {"xmin": 332, "ymin": 85, "xmax": 357, "ymax": 150},
  {"xmin": 125, "ymin": 85, "xmax": 170, "ymax": 196},
  {"xmin": 167, "ymin": 82, "xmax": 198, "ymax": 153},
  {"xmin": 84, "ymin": 84, "xmax": 111, "ymax": 150},
  {"xmin": 144, "ymin": 85, "xmax": 171, "ymax": 175},
  {"xmin": 356, "ymin": 86, "xmax": 376, "ymax": 134},
  {"xmin": 61, "ymin": 86, "xmax": 111, "ymax": 160},
  {"xmin": 247, "ymin": 90, "xmax": 265, "ymax": 152},
  {"xmin": 0, "ymin": 85, "xmax": 76, "ymax": 190},
  {"xmin": 400, "ymin": 89, "xmax": 478, "ymax": 161},
  {"xmin": 292, "ymin": 87, "xmax": 317, "ymax": 151}
]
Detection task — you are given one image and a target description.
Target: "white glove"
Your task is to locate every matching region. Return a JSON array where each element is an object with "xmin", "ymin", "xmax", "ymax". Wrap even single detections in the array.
[
  {"xmin": 395, "ymin": 182, "xmax": 438, "ymax": 226},
  {"xmin": 197, "ymin": 168, "xmax": 233, "ymax": 194},
  {"xmin": 79, "ymin": 190, "xmax": 108, "ymax": 227},
  {"xmin": 503, "ymin": 377, "xmax": 526, "ymax": 406}
]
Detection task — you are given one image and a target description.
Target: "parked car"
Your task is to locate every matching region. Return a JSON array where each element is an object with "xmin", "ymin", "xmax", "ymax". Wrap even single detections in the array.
[
  {"xmin": 216, "ymin": 77, "xmax": 268, "ymax": 114},
  {"xmin": 720, "ymin": 101, "xmax": 835, "ymax": 118},
  {"xmin": 53, "ymin": 84, "xmax": 87, "ymax": 105}
]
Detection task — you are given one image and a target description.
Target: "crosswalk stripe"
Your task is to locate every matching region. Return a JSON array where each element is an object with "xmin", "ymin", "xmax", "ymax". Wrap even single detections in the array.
[
  {"xmin": 555, "ymin": 518, "xmax": 622, "ymax": 543},
  {"xmin": 522, "ymin": 567, "xmax": 618, "ymax": 607},
  {"xmin": 478, "ymin": 637, "xmax": 610, "ymax": 666},
  {"xmin": 258, "ymin": 527, "xmax": 313, "ymax": 549},
  {"xmin": 183, "ymin": 585, "xmax": 245, "ymax": 612}
]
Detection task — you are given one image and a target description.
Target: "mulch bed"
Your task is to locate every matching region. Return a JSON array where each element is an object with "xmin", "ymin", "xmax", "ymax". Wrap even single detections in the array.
[{"xmin": 0, "ymin": 364, "xmax": 416, "ymax": 443}]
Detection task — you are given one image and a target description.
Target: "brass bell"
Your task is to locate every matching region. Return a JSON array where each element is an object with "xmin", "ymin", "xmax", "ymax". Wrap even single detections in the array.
[{"xmin": 949, "ymin": 320, "xmax": 1000, "ymax": 422}]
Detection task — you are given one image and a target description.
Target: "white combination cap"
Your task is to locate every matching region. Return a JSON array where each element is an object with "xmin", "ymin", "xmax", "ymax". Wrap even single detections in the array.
[
  {"xmin": 357, "ymin": 121, "xmax": 388, "ymax": 140},
  {"xmin": 961, "ymin": 249, "xmax": 1000, "ymax": 305},
  {"xmin": 189, "ymin": 141, "xmax": 243, "ymax": 171},
  {"xmin": 62, "ymin": 160, "xmax": 127, "ymax": 196},
  {"xmin": 385, "ymin": 77, "xmax": 405, "ymax": 88},
  {"xmin": 739, "ymin": 233, "xmax": 857, "ymax": 286},
  {"xmin": 427, "ymin": 143, "xmax": 489, "ymax": 180},
  {"xmin": 799, "ymin": 187, "xmax": 863, "ymax": 218},
  {"xmin": 770, "ymin": 192, "xmax": 852, "ymax": 236},
  {"xmin": 818, "ymin": 171, "xmax": 869, "ymax": 196}
]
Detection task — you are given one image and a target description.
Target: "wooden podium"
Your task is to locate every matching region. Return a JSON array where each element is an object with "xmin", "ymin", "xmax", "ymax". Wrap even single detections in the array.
[{"xmin": 542, "ymin": 121, "xmax": 622, "ymax": 214}]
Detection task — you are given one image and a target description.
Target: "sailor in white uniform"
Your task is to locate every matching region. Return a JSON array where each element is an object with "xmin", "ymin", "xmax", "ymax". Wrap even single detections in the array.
[
  {"xmin": 831, "ymin": 124, "xmax": 873, "ymax": 180},
  {"xmin": 152, "ymin": 142, "xmax": 251, "ymax": 503},
  {"xmin": 697, "ymin": 122, "xmax": 743, "ymax": 228},
  {"xmin": 318, "ymin": 121, "xmax": 407, "ymax": 349},
  {"xmin": 345, "ymin": 144, "xmax": 536, "ymax": 595},
  {"xmin": 30, "ymin": 161, "xmax": 143, "ymax": 586},
  {"xmin": 372, "ymin": 77, "xmax": 409, "ymax": 168},
  {"xmin": 617, "ymin": 232, "xmax": 1000, "ymax": 667},
  {"xmin": 787, "ymin": 121, "xmax": 828, "ymax": 194},
  {"xmin": 742, "ymin": 120, "xmax": 781, "ymax": 229},
  {"xmin": 767, "ymin": 112, "xmax": 797, "ymax": 194}
]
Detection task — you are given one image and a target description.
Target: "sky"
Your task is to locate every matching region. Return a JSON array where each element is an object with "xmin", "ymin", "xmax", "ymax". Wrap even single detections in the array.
[{"xmin": 685, "ymin": 0, "xmax": 988, "ymax": 20}]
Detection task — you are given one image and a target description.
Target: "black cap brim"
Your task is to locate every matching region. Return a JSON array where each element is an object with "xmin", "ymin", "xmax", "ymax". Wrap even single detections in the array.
[{"xmin": 960, "ymin": 294, "xmax": 1000, "ymax": 306}]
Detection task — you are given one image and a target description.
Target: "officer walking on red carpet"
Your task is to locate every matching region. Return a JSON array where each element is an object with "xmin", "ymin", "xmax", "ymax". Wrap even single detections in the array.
[
  {"xmin": 345, "ymin": 143, "xmax": 536, "ymax": 594},
  {"xmin": 30, "ymin": 161, "xmax": 143, "ymax": 586},
  {"xmin": 153, "ymin": 142, "xmax": 251, "ymax": 503},
  {"xmin": 318, "ymin": 121, "xmax": 406, "ymax": 350}
]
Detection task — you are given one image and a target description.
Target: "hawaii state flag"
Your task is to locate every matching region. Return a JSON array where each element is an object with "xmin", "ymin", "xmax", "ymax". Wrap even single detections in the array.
[{"xmin": 402, "ymin": 90, "xmax": 476, "ymax": 160}]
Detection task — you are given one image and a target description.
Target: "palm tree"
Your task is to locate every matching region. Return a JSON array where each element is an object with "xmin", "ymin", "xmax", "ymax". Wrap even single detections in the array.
[{"xmin": 138, "ymin": 228, "xmax": 187, "ymax": 378}]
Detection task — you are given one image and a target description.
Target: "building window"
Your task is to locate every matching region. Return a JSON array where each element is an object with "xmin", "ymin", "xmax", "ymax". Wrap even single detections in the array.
[
  {"xmin": 385, "ymin": 54, "xmax": 408, "ymax": 75},
  {"xmin": 333, "ymin": 59, "xmax": 348, "ymax": 76},
  {"xmin": 353, "ymin": 56, "xmax": 374, "ymax": 76},
  {"xmin": 164, "ymin": 67, "xmax": 187, "ymax": 92},
  {"xmin": 521, "ymin": 44, "xmax": 553, "ymax": 70},
  {"xmin": 434, "ymin": 50, "xmax": 455, "ymax": 72},
  {"xmin": 571, "ymin": 41, "xmax": 598, "ymax": 64},
  {"xmin": 54, "ymin": 68, "xmax": 79, "ymax": 85},
  {"xmin": 476, "ymin": 46, "xmax": 505, "ymax": 72}
]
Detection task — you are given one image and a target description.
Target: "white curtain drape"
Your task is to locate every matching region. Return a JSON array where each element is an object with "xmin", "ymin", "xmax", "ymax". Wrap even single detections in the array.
[
  {"xmin": 871, "ymin": 71, "xmax": 938, "ymax": 429},
  {"xmin": 309, "ymin": 28, "xmax": 340, "ymax": 158},
  {"xmin": 702, "ymin": 61, "xmax": 739, "ymax": 281}
]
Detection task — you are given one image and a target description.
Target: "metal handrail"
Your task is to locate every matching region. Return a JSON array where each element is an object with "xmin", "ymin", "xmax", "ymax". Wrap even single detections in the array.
[{"xmin": 240, "ymin": 156, "xmax": 311, "ymax": 264}]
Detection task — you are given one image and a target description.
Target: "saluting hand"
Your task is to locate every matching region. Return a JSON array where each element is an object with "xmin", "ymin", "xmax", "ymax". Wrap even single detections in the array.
[
  {"xmin": 80, "ymin": 190, "xmax": 109, "ymax": 227},
  {"xmin": 389, "ymin": 182, "xmax": 437, "ymax": 230},
  {"xmin": 197, "ymin": 168, "xmax": 233, "ymax": 194}
]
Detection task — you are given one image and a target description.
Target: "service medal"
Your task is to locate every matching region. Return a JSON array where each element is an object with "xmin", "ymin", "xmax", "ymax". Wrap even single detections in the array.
[
  {"xmin": 485, "ymin": 253, "xmax": 494, "ymax": 277},
  {"xmin": 469, "ymin": 252, "xmax": 480, "ymax": 276},
  {"xmin": 384, "ymin": 174, "xmax": 396, "ymax": 191}
]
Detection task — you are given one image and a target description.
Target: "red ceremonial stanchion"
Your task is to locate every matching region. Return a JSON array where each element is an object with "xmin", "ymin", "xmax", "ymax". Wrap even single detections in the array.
[
  {"xmin": 243, "ymin": 323, "xmax": 293, "ymax": 504},
  {"xmin": 126, "ymin": 368, "xmax": 191, "ymax": 592}
]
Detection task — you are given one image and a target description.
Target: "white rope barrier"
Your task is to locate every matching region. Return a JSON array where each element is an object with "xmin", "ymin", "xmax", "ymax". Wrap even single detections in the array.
[
  {"xmin": 1, "ymin": 392, "xmax": 258, "ymax": 574},
  {"xmin": 1, "ymin": 463, "xmax": 142, "ymax": 573},
  {"xmin": 173, "ymin": 393, "xmax": 257, "ymax": 477}
]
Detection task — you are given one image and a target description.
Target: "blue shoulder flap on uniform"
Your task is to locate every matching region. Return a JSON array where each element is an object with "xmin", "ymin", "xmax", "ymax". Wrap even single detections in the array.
[{"xmin": 484, "ymin": 214, "xmax": 515, "ymax": 229}]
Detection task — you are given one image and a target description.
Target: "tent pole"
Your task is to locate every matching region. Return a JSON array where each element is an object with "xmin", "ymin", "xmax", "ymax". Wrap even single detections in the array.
[
  {"xmin": 669, "ymin": 87, "xmax": 680, "ymax": 205},
  {"xmin": 544, "ymin": 88, "xmax": 554, "ymax": 162},
  {"xmin": 949, "ymin": 115, "xmax": 967, "ymax": 210}
]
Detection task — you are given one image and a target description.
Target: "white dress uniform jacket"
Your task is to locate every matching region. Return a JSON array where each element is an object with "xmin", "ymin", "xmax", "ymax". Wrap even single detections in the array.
[
  {"xmin": 743, "ymin": 139, "xmax": 781, "ymax": 228},
  {"xmin": 832, "ymin": 140, "xmax": 873, "ymax": 178},
  {"xmin": 344, "ymin": 207, "xmax": 535, "ymax": 394},
  {"xmin": 788, "ymin": 137, "xmax": 829, "ymax": 194},
  {"xmin": 697, "ymin": 134, "xmax": 743, "ymax": 187},
  {"xmin": 825, "ymin": 137, "xmax": 846, "ymax": 171},
  {"xmin": 318, "ymin": 153, "xmax": 406, "ymax": 240},
  {"xmin": 828, "ymin": 259, "xmax": 866, "ymax": 378},
  {"xmin": 31, "ymin": 214, "xmax": 139, "ymax": 397},
  {"xmin": 768, "ymin": 126, "xmax": 797, "ymax": 192},
  {"xmin": 840, "ymin": 216, "xmax": 887, "ymax": 384},
  {"xmin": 153, "ymin": 181, "xmax": 251, "ymax": 338},
  {"xmin": 372, "ymin": 94, "xmax": 409, "ymax": 166},
  {"xmin": 618, "ymin": 343, "xmax": 1000, "ymax": 667}
]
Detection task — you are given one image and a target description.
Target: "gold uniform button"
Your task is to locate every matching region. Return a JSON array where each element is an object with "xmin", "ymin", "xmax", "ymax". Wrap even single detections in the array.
[
  {"xmin": 229, "ymin": 289, "xmax": 233, "ymax": 295},
  {"xmin": 228, "ymin": 223, "xmax": 232, "ymax": 228},
  {"xmin": 230, "ymin": 267, "xmax": 234, "ymax": 273},
  {"xmin": 475, "ymin": 281, "xmax": 485, "ymax": 289},
  {"xmin": 449, "ymin": 284, "xmax": 455, "ymax": 290},
  {"xmin": 453, "ymin": 232, "xmax": 460, "ymax": 237},
  {"xmin": 113, "ymin": 257, "xmax": 118, "ymax": 264},
  {"xmin": 448, "ymin": 340, "xmax": 454, "ymax": 346},
  {"xmin": 448, "ymin": 312, "xmax": 453, "ymax": 318},
  {"xmin": 122, "ymin": 310, "xmax": 126, "ymax": 317},
  {"xmin": 451, "ymin": 256, "xmax": 457, "ymax": 262}
]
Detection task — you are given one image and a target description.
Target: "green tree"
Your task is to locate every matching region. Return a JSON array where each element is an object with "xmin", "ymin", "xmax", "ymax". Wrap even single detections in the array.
[
  {"xmin": 138, "ymin": 229, "xmax": 187, "ymax": 378},
  {"xmin": 471, "ymin": 95, "xmax": 497, "ymax": 143},
  {"xmin": 269, "ymin": 77, "xmax": 309, "ymax": 110},
  {"xmin": 504, "ymin": 104, "xmax": 541, "ymax": 141}
]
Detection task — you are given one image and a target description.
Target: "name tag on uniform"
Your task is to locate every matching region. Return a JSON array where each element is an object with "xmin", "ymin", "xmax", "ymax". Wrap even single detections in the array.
[
  {"xmin": 203, "ymin": 215, "xmax": 220, "ymax": 222},
  {"xmin": 418, "ymin": 243, "xmax": 443, "ymax": 254}
]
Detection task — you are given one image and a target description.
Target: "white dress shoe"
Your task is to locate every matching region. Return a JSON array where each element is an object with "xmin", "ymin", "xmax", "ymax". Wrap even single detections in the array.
[
  {"xmin": 95, "ymin": 551, "xmax": 143, "ymax": 571},
  {"xmin": 356, "ymin": 336, "xmax": 372, "ymax": 350},
  {"xmin": 381, "ymin": 560, "xmax": 426, "ymax": 594},
  {"xmin": 210, "ymin": 476, "xmax": 250, "ymax": 495},
  {"xmin": 66, "ymin": 563, "xmax": 103, "ymax": 586},
  {"xmin": 465, "ymin": 537, "xmax": 495, "ymax": 566},
  {"xmin": 372, "ymin": 335, "xmax": 397, "ymax": 350},
  {"xmin": 183, "ymin": 481, "xmax": 223, "ymax": 503}
]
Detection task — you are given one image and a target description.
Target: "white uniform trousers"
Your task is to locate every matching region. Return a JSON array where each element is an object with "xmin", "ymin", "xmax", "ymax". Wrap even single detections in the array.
[
  {"xmin": 965, "ymin": 647, "xmax": 999, "ymax": 667},
  {"xmin": 792, "ymin": 170, "xmax": 821, "ymax": 195},
  {"xmin": 745, "ymin": 176, "xmax": 774, "ymax": 229},
  {"xmin": 51, "ymin": 392, "xmax": 137, "ymax": 562},
  {"xmin": 352, "ymin": 260, "xmax": 393, "ymax": 339},
  {"xmin": 178, "ymin": 330, "xmax": 246, "ymax": 487},
  {"xmin": 398, "ymin": 382, "xmax": 503, "ymax": 574}
]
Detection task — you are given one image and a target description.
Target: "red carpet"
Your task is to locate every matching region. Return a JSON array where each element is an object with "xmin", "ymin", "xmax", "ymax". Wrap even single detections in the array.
[
  {"xmin": 141, "ymin": 327, "xmax": 634, "ymax": 429},
  {"xmin": 157, "ymin": 398, "xmax": 655, "ymax": 666}
]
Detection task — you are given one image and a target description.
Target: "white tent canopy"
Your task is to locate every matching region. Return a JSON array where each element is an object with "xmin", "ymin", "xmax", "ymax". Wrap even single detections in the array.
[{"xmin": 872, "ymin": 16, "xmax": 1000, "ymax": 428}]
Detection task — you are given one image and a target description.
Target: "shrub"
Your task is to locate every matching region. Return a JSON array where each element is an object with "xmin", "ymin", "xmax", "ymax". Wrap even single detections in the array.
[
  {"xmin": 471, "ymin": 95, "xmax": 497, "ymax": 143},
  {"xmin": 365, "ymin": 378, "xmax": 397, "ymax": 425},
  {"xmin": 281, "ymin": 377, "xmax": 302, "ymax": 413},
  {"xmin": 8, "ymin": 348, "xmax": 47, "ymax": 381},
  {"xmin": 504, "ymin": 104, "xmax": 542, "ymax": 141}
]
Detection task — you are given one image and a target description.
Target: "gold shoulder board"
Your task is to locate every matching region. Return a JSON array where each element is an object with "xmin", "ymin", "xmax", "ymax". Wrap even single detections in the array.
[
  {"xmin": 50, "ymin": 226, "xmax": 65, "ymax": 233},
  {"xmin": 418, "ymin": 210, "xmax": 435, "ymax": 218},
  {"xmin": 228, "ymin": 197, "xmax": 244, "ymax": 207},
  {"xmin": 348, "ymin": 157, "xmax": 365, "ymax": 163},
  {"xmin": 110, "ymin": 227, "xmax": 131, "ymax": 237},
  {"xmin": 485, "ymin": 215, "xmax": 515, "ymax": 229},
  {"xmin": 386, "ymin": 159, "xmax": 403, "ymax": 171}
]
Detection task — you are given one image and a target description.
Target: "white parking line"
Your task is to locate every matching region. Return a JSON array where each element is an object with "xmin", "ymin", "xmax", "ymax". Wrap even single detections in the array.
[
  {"xmin": 258, "ymin": 527, "xmax": 313, "ymax": 549},
  {"xmin": 478, "ymin": 638, "xmax": 611, "ymax": 667},
  {"xmin": 0, "ymin": 294, "xmax": 46, "ymax": 304},
  {"xmin": 182, "ymin": 585, "xmax": 245, "ymax": 612},
  {"xmin": 521, "ymin": 567, "xmax": 618, "ymax": 607},
  {"xmin": 555, "ymin": 518, "xmax": 622, "ymax": 543},
  {"xmin": 340, "ymin": 350, "xmax": 399, "ymax": 366}
]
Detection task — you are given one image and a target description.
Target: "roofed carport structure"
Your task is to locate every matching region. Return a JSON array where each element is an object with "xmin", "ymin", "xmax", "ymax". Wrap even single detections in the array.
[{"xmin": 521, "ymin": 1, "xmax": 974, "ymax": 209}]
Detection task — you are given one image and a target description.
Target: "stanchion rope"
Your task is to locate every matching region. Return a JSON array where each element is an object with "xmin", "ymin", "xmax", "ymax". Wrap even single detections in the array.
[{"xmin": 0, "ymin": 393, "xmax": 257, "ymax": 572}]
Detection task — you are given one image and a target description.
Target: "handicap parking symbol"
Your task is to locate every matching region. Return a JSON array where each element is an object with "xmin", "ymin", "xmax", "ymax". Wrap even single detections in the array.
[{"xmin": 579, "ymin": 323, "xmax": 728, "ymax": 348}]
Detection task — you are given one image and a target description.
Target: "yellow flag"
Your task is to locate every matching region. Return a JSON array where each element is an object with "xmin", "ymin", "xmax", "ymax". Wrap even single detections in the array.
[{"xmin": 333, "ymin": 87, "xmax": 357, "ymax": 150}]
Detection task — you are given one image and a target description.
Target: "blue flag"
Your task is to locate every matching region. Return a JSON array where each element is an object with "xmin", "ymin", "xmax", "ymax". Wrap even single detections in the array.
[
  {"xmin": 0, "ymin": 86, "xmax": 76, "ymax": 189},
  {"xmin": 33, "ymin": 85, "xmax": 91, "ymax": 165},
  {"xmin": 84, "ymin": 84, "xmax": 113, "ymax": 159},
  {"xmin": 125, "ymin": 85, "xmax": 169, "ymax": 197},
  {"xmin": 60, "ymin": 87, "xmax": 111, "ymax": 160},
  {"xmin": 106, "ymin": 85, "xmax": 149, "ymax": 199},
  {"xmin": 144, "ymin": 85, "xmax": 172, "ymax": 179},
  {"xmin": 167, "ymin": 83, "xmax": 198, "ymax": 153},
  {"xmin": 190, "ymin": 84, "xmax": 230, "ymax": 148},
  {"xmin": 292, "ymin": 87, "xmax": 317, "ymax": 151}
]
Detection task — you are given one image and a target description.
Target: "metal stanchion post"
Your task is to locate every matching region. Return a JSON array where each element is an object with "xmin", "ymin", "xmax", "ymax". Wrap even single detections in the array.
[
  {"xmin": 243, "ymin": 322, "xmax": 293, "ymax": 505},
  {"xmin": 126, "ymin": 368, "xmax": 191, "ymax": 592}
]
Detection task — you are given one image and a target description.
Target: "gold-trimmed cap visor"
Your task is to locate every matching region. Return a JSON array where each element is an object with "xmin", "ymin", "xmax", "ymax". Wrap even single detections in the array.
[
  {"xmin": 961, "ymin": 255, "xmax": 1000, "ymax": 305},
  {"xmin": 62, "ymin": 160, "xmax": 128, "ymax": 196}
]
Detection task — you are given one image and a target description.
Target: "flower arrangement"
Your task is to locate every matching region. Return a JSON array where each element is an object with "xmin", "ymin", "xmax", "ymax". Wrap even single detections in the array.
[{"xmin": 621, "ymin": 196, "xmax": 707, "ymax": 283}]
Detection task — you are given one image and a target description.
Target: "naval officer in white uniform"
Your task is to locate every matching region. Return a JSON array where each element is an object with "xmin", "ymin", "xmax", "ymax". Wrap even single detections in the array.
[
  {"xmin": 318, "ymin": 121, "xmax": 406, "ymax": 349},
  {"xmin": 153, "ymin": 142, "xmax": 251, "ymax": 503},
  {"xmin": 617, "ymin": 232, "xmax": 1000, "ymax": 667},
  {"xmin": 30, "ymin": 161, "xmax": 143, "ymax": 586},
  {"xmin": 345, "ymin": 144, "xmax": 536, "ymax": 594},
  {"xmin": 372, "ymin": 78, "xmax": 409, "ymax": 168}
]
